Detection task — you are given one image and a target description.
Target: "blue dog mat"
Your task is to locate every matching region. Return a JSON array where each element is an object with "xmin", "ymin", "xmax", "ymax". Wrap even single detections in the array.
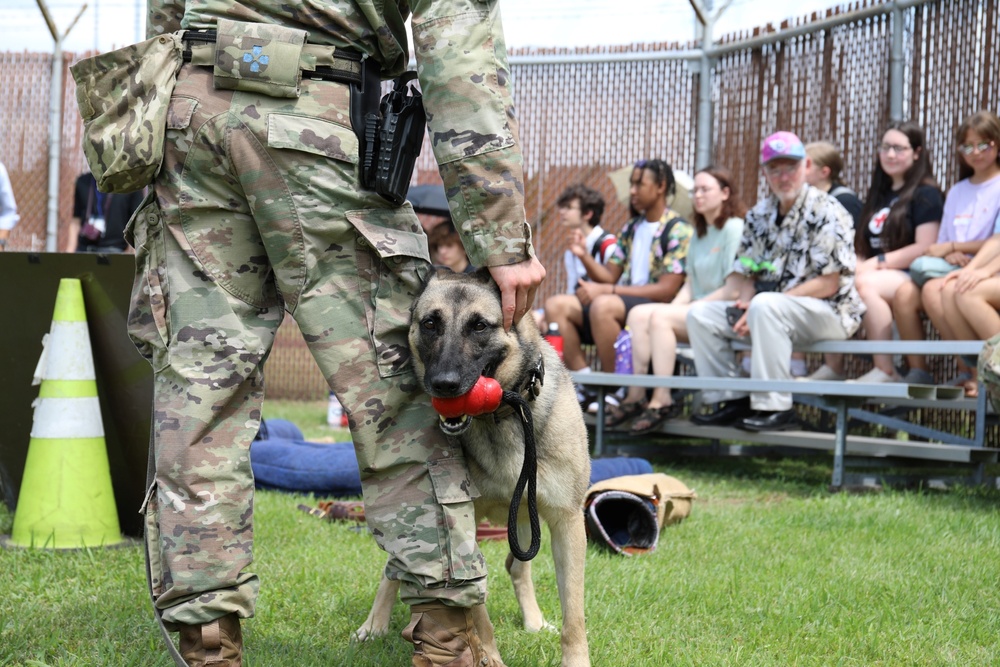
[
  {"xmin": 252, "ymin": 419, "xmax": 652, "ymax": 497},
  {"xmin": 589, "ymin": 457, "xmax": 653, "ymax": 485},
  {"xmin": 251, "ymin": 419, "xmax": 362, "ymax": 497}
]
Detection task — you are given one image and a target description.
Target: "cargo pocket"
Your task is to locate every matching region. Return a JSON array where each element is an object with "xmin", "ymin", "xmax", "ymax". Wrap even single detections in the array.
[
  {"xmin": 267, "ymin": 113, "xmax": 358, "ymax": 164},
  {"xmin": 427, "ymin": 457, "xmax": 484, "ymax": 582},
  {"xmin": 347, "ymin": 208, "xmax": 430, "ymax": 378},
  {"xmin": 125, "ymin": 191, "xmax": 170, "ymax": 371}
]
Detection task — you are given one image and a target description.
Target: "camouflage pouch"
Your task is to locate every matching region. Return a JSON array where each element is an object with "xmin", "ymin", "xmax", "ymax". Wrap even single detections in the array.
[
  {"xmin": 71, "ymin": 33, "xmax": 184, "ymax": 193},
  {"xmin": 978, "ymin": 334, "xmax": 999, "ymax": 412},
  {"xmin": 213, "ymin": 19, "xmax": 306, "ymax": 99}
]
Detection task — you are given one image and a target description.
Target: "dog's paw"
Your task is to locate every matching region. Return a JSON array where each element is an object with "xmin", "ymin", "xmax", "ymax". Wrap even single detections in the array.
[
  {"xmin": 352, "ymin": 624, "xmax": 389, "ymax": 642},
  {"xmin": 523, "ymin": 618, "xmax": 558, "ymax": 634}
]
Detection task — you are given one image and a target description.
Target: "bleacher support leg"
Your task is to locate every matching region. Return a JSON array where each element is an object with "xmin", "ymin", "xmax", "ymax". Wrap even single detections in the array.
[
  {"xmin": 594, "ymin": 388, "xmax": 606, "ymax": 457},
  {"xmin": 832, "ymin": 402, "xmax": 848, "ymax": 489}
]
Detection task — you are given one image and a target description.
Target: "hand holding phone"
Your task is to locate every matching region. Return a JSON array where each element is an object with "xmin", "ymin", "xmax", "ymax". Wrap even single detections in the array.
[{"xmin": 725, "ymin": 305, "xmax": 746, "ymax": 327}]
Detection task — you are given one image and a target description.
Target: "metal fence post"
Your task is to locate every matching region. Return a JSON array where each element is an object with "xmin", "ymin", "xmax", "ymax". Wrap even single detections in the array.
[{"xmin": 890, "ymin": 3, "xmax": 905, "ymax": 122}]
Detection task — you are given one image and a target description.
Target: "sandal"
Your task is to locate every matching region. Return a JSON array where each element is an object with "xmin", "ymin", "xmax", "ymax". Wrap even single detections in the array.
[
  {"xmin": 604, "ymin": 400, "xmax": 646, "ymax": 427},
  {"xmin": 629, "ymin": 404, "xmax": 682, "ymax": 435}
]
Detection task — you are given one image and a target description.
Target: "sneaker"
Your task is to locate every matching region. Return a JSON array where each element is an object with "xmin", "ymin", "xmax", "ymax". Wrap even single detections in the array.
[
  {"xmin": 797, "ymin": 364, "xmax": 846, "ymax": 382},
  {"xmin": 848, "ymin": 367, "xmax": 902, "ymax": 383},
  {"xmin": 586, "ymin": 393, "xmax": 619, "ymax": 415},
  {"xmin": 902, "ymin": 367, "xmax": 934, "ymax": 385}
]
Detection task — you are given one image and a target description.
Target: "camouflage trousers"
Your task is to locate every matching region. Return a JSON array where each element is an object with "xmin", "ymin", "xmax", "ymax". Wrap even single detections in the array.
[
  {"xmin": 127, "ymin": 64, "xmax": 486, "ymax": 626},
  {"xmin": 979, "ymin": 332, "xmax": 1000, "ymax": 413}
]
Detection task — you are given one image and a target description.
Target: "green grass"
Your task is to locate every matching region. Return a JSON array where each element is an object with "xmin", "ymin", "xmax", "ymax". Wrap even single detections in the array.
[{"xmin": 3, "ymin": 402, "xmax": 1000, "ymax": 666}]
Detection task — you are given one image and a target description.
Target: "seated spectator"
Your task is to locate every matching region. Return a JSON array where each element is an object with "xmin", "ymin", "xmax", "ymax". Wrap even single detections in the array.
[
  {"xmin": 805, "ymin": 141, "xmax": 863, "ymax": 225},
  {"xmin": 605, "ymin": 165, "xmax": 745, "ymax": 434},
  {"xmin": 793, "ymin": 141, "xmax": 863, "ymax": 378},
  {"xmin": 941, "ymin": 234, "xmax": 1000, "ymax": 360},
  {"xmin": 805, "ymin": 121, "xmax": 943, "ymax": 383},
  {"xmin": 427, "ymin": 219, "xmax": 473, "ymax": 273},
  {"xmin": 893, "ymin": 111, "xmax": 1000, "ymax": 393},
  {"xmin": 545, "ymin": 160, "xmax": 692, "ymax": 404},
  {"xmin": 534, "ymin": 184, "xmax": 618, "ymax": 331},
  {"xmin": 686, "ymin": 131, "xmax": 863, "ymax": 431}
]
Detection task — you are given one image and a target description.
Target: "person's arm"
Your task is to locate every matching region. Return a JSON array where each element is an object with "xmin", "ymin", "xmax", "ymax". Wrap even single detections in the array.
[
  {"xmin": 147, "ymin": 0, "xmax": 185, "ymax": 38},
  {"xmin": 783, "ymin": 272, "xmax": 840, "ymax": 299},
  {"xmin": 950, "ymin": 234, "xmax": 1000, "ymax": 292},
  {"xmin": 411, "ymin": 1, "xmax": 541, "ymax": 329},
  {"xmin": 65, "ymin": 219, "xmax": 81, "ymax": 253},
  {"xmin": 574, "ymin": 239, "xmax": 618, "ymax": 284},
  {"xmin": 613, "ymin": 272, "xmax": 685, "ymax": 303},
  {"xmin": 574, "ymin": 263, "xmax": 625, "ymax": 306},
  {"xmin": 881, "ymin": 222, "xmax": 940, "ymax": 269},
  {"xmin": 701, "ymin": 272, "xmax": 752, "ymax": 302}
]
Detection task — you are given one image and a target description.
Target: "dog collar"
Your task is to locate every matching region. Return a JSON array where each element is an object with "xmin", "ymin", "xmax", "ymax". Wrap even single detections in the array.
[{"xmin": 477, "ymin": 353, "xmax": 545, "ymax": 421}]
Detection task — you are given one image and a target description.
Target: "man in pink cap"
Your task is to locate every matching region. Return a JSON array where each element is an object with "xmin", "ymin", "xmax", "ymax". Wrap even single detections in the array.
[{"xmin": 685, "ymin": 131, "xmax": 865, "ymax": 430}]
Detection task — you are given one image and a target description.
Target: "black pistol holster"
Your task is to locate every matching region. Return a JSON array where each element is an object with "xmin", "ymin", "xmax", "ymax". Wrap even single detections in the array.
[{"xmin": 356, "ymin": 71, "xmax": 426, "ymax": 206}]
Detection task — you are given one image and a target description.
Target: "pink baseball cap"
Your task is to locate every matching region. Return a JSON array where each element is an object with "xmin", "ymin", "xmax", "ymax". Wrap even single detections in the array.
[{"xmin": 760, "ymin": 131, "xmax": 806, "ymax": 165}]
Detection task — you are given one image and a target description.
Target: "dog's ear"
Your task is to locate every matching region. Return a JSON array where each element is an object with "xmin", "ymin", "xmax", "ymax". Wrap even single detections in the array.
[{"xmin": 471, "ymin": 267, "xmax": 502, "ymax": 297}]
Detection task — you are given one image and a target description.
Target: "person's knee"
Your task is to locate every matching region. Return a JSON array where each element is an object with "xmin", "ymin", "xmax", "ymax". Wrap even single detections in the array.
[
  {"xmin": 649, "ymin": 306, "xmax": 678, "ymax": 332},
  {"xmin": 746, "ymin": 291, "xmax": 783, "ymax": 321},
  {"xmin": 589, "ymin": 295, "xmax": 624, "ymax": 327},
  {"xmin": 544, "ymin": 295, "xmax": 570, "ymax": 319},
  {"xmin": 687, "ymin": 301, "xmax": 710, "ymax": 329}
]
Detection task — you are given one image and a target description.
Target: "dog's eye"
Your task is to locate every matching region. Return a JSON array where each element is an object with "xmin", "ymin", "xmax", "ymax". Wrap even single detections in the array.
[
  {"xmin": 471, "ymin": 321, "xmax": 488, "ymax": 332},
  {"xmin": 421, "ymin": 317, "xmax": 437, "ymax": 331}
]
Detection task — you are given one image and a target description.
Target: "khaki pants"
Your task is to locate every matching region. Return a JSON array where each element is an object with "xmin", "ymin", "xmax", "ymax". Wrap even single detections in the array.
[
  {"xmin": 686, "ymin": 293, "xmax": 848, "ymax": 411},
  {"xmin": 129, "ymin": 64, "xmax": 485, "ymax": 626}
]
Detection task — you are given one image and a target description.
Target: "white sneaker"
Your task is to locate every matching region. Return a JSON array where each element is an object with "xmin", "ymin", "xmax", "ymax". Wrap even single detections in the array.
[
  {"xmin": 586, "ymin": 393, "xmax": 620, "ymax": 414},
  {"xmin": 848, "ymin": 367, "xmax": 902, "ymax": 383},
  {"xmin": 797, "ymin": 364, "xmax": 846, "ymax": 382}
]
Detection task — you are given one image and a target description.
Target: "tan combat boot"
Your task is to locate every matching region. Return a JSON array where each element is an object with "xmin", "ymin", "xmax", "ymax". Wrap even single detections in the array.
[
  {"xmin": 178, "ymin": 613, "xmax": 243, "ymax": 667},
  {"xmin": 402, "ymin": 602, "xmax": 500, "ymax": 667}
]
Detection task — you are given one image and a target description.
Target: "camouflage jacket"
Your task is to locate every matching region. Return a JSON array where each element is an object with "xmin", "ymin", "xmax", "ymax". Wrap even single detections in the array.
[{"xmin": 147, "ymin": 0, "xmax": 532, "ymax": 268}]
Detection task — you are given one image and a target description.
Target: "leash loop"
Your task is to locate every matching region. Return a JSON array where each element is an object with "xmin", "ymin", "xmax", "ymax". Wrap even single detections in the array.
[{"xmin": 503, "ymin": 390, "xmax": 541, "ymax": 561}]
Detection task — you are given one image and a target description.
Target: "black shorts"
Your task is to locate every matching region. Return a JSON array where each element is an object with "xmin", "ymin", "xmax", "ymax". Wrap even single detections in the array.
[{"xmin": 579, "ymin": 295, "xmax": 651, "ymax": 344}]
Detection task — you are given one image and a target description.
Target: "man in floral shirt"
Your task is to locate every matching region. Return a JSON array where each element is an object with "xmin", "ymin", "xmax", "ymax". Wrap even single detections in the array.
[
  {"xmin": 546, "ymin": 159, "xmax": 692, "ymax": 383},
  {"xmin": 686, "ymin": 132, "xmax": 864, "ymax": 430}
]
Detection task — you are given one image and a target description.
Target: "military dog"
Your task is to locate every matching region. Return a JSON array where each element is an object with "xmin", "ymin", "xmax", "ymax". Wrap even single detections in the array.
[{"xmin": 355, "ymin": 269, "xmax": 591, "ymax": 667}]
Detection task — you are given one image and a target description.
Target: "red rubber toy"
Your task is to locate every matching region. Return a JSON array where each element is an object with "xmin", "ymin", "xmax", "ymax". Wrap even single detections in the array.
[{"xmin": 431, "ymin": 377, "xmax": 503, "ymax": 418}]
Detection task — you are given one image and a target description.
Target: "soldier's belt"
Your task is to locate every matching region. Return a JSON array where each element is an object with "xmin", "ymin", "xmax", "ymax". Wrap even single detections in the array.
[{"xmin": 183, "ymin": 19, "xmax": 375, "ymax": 97}]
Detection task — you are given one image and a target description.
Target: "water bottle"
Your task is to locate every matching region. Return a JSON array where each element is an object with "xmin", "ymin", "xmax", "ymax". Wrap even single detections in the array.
[
  {"xmin": 544, "ymin": 322, "xmax": 564, "ymax": 361},
  {"xmin": 327, "ymin": 391, "xmax": 344, "ymax": 427}
]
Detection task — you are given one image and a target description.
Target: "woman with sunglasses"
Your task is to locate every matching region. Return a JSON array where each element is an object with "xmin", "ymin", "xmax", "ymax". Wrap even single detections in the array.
[
  {"xmin": 893, "ymin": 111, "xmax": 1000, "ymax": 394},
  {"xmin": 815, "ymin": 121, "xmax": 943, "ymax": 383}
]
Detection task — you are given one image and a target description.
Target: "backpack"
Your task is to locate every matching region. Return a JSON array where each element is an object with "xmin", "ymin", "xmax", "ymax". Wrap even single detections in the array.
[
  {"xmin": 618, "ymin": 210, "xmax": 686, "ymax": 259},
  {"xmin": 828, "ymin": 184, "xmax": 854, "ymax": 199},
  {"xmin": 589, "ymin": 230, "xmax": 617, "ymax": 262}
]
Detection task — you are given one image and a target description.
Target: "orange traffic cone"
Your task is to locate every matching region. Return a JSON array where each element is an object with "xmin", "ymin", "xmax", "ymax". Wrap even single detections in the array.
[{"xmin": 4, "ymin": 278, "xmax": 124, "ymax": 549}]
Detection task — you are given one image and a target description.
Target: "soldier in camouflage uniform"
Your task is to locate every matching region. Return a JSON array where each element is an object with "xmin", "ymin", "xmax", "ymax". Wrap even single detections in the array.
[{"xmin": 132, "ymin": 1, "xmax": 544, "ymax": 665}]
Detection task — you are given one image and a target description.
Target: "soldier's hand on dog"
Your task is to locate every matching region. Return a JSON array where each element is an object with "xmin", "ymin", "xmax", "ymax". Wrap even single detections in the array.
[{"xmin": 489, "ymin": 257, "xmax": 546, "ymax": 331}]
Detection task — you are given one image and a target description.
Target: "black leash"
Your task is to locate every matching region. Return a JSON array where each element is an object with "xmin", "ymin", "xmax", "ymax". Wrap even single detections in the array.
[{"xmin": 503, "ymin": 390, "xmax": 541, "ymax": 561}]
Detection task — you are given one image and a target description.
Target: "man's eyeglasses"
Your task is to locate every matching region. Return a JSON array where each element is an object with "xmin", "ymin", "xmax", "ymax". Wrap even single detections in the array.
[
  {"xmin": 958, "ymin": 141, "xmax": 995, "ymax": 156},
  {"xmin": 763, "ymin": 162, "xmax": 800, "ymax": 177},
  {"xmin": 878, "ymin": 143, "xmax": 912, "ymax": 155}
]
